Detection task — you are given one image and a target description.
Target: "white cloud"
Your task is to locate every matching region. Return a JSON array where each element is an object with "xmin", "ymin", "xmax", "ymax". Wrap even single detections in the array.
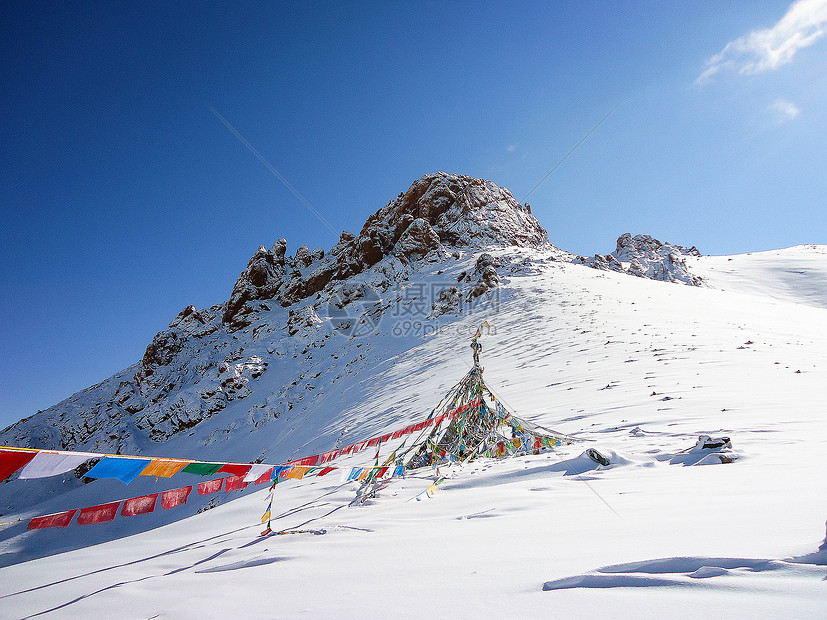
[
  {"xmin": 506, "ymin": 144, "xmax": 517, "ymax": 153},
  {"xmin": 696, "ymin": 0, "xmax": 827, "ymax": 85},
  {"xmin": 768, "ymin": 98, "xmax": 801, "ymax": 121}
]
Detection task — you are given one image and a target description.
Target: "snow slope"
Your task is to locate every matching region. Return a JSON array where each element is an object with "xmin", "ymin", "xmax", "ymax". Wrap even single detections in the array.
[
  {"xmin": 687, "ymin": 244, "xmax": 827, "ymax": 309},
  {"xmin": 1, "ymin": 245, "xmax": 826, "ymax": 618}
]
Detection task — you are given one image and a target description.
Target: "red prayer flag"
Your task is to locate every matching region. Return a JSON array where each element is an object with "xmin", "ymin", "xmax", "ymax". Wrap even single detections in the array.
[
  {"xmin": 380, "ymin": 434, "xmax": 391, "ymax": 443},
  {"xmin": 319, "ymin": 450, "xmax": 338, "ymax": 464},
  {"xmin": 121, "ymin": 494, "xmax": 158, "ymax": 517},
  {"xmin": 224, "ymin": 475, "xmax": 247, "ymax": 492},
  {"xmin": 366, "ymin": 437, "xmax": 380, "ymax": 448},
  {"xmin": 0, "ymin": 449, "xmax": 37, "ymax": 482},
  {"xmin": 217, "ymin": 463, "xmax": 253, "ymax": 478},
  {"xmin": 391, "ymin": 430, "xmax": 404, "ymax": 440},
  {"xmin": 339, "ymin": 444, "xmax": 353, "ymax": 455},
  {"xmin": 375, "ymin": 467, "xmax": 389, "ymax": 478},
  {"xmin": 77, "ymin": 501, "xmax": 120, "ymax": 525},
  {"xmin": 299, "ymin": 455, "xmax": 320, "ymax": 466},
  {"xmin": 28, "ymin": 509, "xmax": 77, "ymax": 530},
  {"xmin": 197, "ymin": 478, "xmax": 223, "ymax": 495},
  {"xmin": 317, "ymin": 466, "xmax": 336, "ymax": 476},
  {"xmin": 161, "ymin": 486, "xmax": 192, "ymax": 509}
]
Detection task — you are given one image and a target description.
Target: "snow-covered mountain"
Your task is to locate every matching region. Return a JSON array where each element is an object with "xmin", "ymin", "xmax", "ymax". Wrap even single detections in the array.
[
  {"xmin": 2, "ymin": 173, "xmax": 826, "ymax": 617},
  {"xmin": 0, "ymin": 173, "xmax": 705, "ymax": 461}
]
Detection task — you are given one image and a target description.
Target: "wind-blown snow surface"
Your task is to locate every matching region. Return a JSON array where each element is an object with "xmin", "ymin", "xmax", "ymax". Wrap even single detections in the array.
[{"xmin": 2, "ymin": 245, "xmax": 826, "ymax": 618}]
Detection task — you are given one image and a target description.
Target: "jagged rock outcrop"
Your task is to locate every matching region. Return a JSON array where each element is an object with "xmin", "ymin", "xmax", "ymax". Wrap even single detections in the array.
[
  {"xmin": 220, "ymin": 172, "xmax": 549, "ymax": 327},
  {"xmin": 465, "ymin": 253, "xmax": 501, "ymax": 301},
  {"xmin": 286, "ymin": 305, "xmax": 323, "ymax": 336},
  {"xmin": 430, "ymin": 252, "xmax": 503, "ymax": 317},
  {"xmin": 393, "ymin": 217, "xmax": 442, "ymax": 260},
  {"xmin": 575, "ymin": 233, "xmax": 703, "ymax": 286}
]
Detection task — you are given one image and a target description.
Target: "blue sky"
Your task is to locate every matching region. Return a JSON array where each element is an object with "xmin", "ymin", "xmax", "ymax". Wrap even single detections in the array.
[{"xmin": 2, "ymin": 1, "xmax": 826, "ymax": 429}]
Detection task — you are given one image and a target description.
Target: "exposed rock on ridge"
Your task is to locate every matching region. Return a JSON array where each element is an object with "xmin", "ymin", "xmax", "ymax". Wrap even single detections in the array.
[
  {"xmin": 575, "ymin": 233, "xmax": 703, "ymax": 286},
  {"xmin": 221, "ymin": 172, "xmax": 548, "ymax": 328}
]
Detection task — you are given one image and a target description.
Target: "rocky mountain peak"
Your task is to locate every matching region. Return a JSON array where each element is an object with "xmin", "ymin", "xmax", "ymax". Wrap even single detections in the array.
[
  {"xmin": 221, "ymin": 172, "xmax": 548, "ymax": 328},
  {"xmin": 379, "ymin": 172, "xmax": 547, "ymax": 248}
]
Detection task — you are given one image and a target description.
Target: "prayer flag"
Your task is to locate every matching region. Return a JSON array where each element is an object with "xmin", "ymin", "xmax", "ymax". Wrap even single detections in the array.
[
  {"xmin": 121, "ymin": 494, "xmax": 158, "ymax": 517},
  {"xmin": 77, "ymin": 501, "xmax": 120, "ymax": 525},
  {"xmin": 317, "ymin": 467, "xmax": 336, "ymax": 476},
  {"xmin": 217, "ymin": 463, "xmax": 253, "ymax": 478},
  {"xmin": 28, "ymin": 509, "xmax": 77, "ymax": 530},
  {"xmin": 224, "ymin": 475, "xmax": 247, "ymax": 491},
  {"xmin": 197, "ymin": 478, "xmax": 224, "ymax": 495},
  {"xmin": 243, "ymin": 464, "xmax": 274, "ymax": 483},
  {"xmin": 18, "ymin": 451, "xmax": 94, "ymax": 479},
  {"xmin": 347, "ymin": 467, "xmax": 362, "ymax": 481},
  {"xmin": 366, "ymin": 437, "xmax": 380, "ymax": 448},
  {"xmin": 339, "ymin": 444, "xmax": 354, "ymax": 455},
  {"xmin": 0, "ymin": 449, "xmax": 37, "ymax": 482},
  {"xmin": 357, "ymin": 468, "xmax": 370, "ymax": 481},
  {"xmin": 380, "ymin": 434, "xmax": 392, "ymax": 443},
  {"xmin": 182, "ymin": 462, "xmax": 223, "ymax": 476},
  {"xmin": 140, "ymin": 459, "xmax": 190, "ymax": 478},
  {"xmin": 271, "ymin": 466, "xmax": 289, "ymax": 481},
  {"xmin": 392, "ymin": 465, "xmax": 404, "ymax": 477},
  {"xmin": 319, "ymin": 450, "xmax": 338, "ymax": 464},
  {"xmin": 161, "ymin": 486, "xmax": 192, "ymax": 509},
  {"xmin": 375, "ymin": 467, "xmax": 389, "ymax": 478},
  {"xmin": 391, "ymin": 430, "xmax": 404, "ymax": 440},
  {"xmin": 285, "ymin": 467, "xmax": 309, "ymax": 480},
  {"xmin": 85, "ymin": 457, "xmax": 152, "ymax": 484}
]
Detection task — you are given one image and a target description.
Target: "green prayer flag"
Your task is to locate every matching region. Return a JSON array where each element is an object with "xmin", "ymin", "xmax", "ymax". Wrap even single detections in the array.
[{"xmin": 181, "ymin": 462, "xmax": 223, "ymax": 476}]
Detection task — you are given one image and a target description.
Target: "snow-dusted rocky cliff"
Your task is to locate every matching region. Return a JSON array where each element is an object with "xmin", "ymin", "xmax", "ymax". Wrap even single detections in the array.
[
  {"xmin": 0, "ymin": 173, "xmax": 702, "ymax": 457},
  {"xmin": 575, "ymin": 233, "xmax": 702, "ymax": 285}
]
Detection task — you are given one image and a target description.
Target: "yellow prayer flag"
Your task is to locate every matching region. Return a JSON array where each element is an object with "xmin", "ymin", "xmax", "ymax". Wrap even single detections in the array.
[
  {"xmin": 285, "ymin": 466, "xmax": 309, "ymax": 480},
  {"xmin": 140, "ymin": 459, "xmax": 190, "ymax": 478}
]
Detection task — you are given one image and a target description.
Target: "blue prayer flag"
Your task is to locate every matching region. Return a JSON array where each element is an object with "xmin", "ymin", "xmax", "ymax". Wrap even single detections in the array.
[{"xmin": 86, "ymin": 457, "xmax": 152, "ymax": 484}]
